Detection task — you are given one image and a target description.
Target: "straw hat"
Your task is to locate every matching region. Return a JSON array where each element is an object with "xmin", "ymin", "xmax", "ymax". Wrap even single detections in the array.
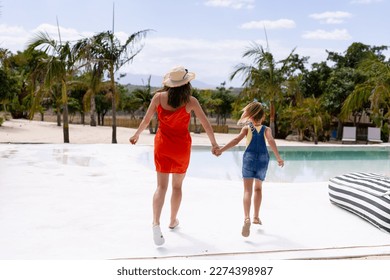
[{"xmin": 162, "ymin": 66, "xmax": 195, "ymax": 88}]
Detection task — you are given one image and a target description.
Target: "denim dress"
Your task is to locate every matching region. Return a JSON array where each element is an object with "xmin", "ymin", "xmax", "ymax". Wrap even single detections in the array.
[{"xmin": 242, "ymin": 123, "xmax": 269, "ymax": 181}]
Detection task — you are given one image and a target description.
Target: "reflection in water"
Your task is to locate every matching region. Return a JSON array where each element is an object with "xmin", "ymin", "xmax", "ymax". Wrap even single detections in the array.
[
  {"xmin": 0, "ymin": 149, "xmax": 18, "ymax": 159},
  {"xmin": 52, "ymin": 148, "xmax": 93, "ymax": 167},
  {"xmin": 142, "ymin": 146, "xmax": 390, "ymax": 183}
]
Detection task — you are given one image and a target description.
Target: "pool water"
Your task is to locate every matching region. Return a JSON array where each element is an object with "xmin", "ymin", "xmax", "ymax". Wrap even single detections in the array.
[{"xmin": 185, "ymin": 146, "xmax": 390, "ymax": 183}]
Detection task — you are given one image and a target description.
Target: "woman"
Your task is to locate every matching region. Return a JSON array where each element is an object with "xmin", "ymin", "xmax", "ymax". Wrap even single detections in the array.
[{"xmin": 130, "ymin": 66, "xmax": 219, "ymax": 245}]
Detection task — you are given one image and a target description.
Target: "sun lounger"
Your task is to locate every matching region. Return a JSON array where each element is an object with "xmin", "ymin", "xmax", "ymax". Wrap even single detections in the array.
[
  {"xmin": 367, "ymin": 127, "xmax": 383, "ymax": 144},
  {"xmin": 341, "ymin": 126, "xmax": 356, "ymax": 144},
  {"xmin": 329, "ymin": 172, "xmax": 390, "ymax": 234}
]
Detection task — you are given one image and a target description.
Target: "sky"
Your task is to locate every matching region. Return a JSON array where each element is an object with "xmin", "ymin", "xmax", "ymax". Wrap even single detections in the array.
[{"xmin": 0, "ymin": 0, "xmax": 389, "ymax": 88}]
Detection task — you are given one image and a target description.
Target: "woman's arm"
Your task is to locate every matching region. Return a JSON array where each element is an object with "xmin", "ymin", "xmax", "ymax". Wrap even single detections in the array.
[{"xmin": 129, "ymin": 93, "xmax": 159, "ymax": 144}]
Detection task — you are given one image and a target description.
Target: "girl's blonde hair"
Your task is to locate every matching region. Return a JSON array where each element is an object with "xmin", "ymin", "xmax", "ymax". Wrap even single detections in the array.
[{"xmin": 237, "ymin": 101, "xmax": 264, "ymax": 125}]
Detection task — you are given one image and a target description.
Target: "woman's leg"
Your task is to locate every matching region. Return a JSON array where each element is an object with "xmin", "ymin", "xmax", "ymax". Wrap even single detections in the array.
[
  {"xmin": 153, "ymin": 172, "xmax": 169, "ymax": 226},
  {"xmin": 253, "ymin": 179, "xmax": 263, "ymax": 223},
  {"xmin": 169, "ymin": 173, "xmax": 186, "ymax": 227}
]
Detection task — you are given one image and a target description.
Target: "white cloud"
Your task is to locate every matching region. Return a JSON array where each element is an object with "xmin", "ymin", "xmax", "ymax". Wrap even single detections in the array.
[
  {"xmin": 204, "ymin": 0, "xmax": 255, "ymax": 9},
  {"xmin": 0, "ymin": 22, "xmax": 349, "ymax": 87},
  {"xmin": 32, "ymin": 24, "xmax": 93, "ymax": 43},
  {"xmin": 0, "ymin": 24, "xmax": 26, "ymax": 35},
  {"xmin": 350, "ymin": 0, "xmax": 382, "ymax": 4},
  {"xmin": 241, "ymin": 19, "xmax": 296, "ymax": 30},
  {"xmin": 0, "ymin": 24, "xmax": 31, "ymax": 51},
  {"xmin": 309, "ymin": 11, "xmax": 352, "ymax": 24},
  {"xmin": 302, "ymin": 29, "xmax": 352, "ymax": 40},
  {"xmin": 125, "ymin": 36, "xmax": 251, "ymax": 86}
]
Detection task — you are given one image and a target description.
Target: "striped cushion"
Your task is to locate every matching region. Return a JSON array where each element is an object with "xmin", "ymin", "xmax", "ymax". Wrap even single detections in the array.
[{"xmin": 328, "ymin": 172, "xmax": 390, "ymax": 233}]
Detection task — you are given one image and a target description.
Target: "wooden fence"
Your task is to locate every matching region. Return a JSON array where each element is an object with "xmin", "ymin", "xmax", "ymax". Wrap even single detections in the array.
[{"xmin": 104, "ymin": 117, "xmax": 229, "ymax": 133}]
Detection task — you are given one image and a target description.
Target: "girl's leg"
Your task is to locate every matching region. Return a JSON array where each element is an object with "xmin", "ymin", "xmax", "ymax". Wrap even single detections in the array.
[
  {"xmin": 169, "ymin": 173, "xmax": 186, "ymax": 228},
  {"xmin": 153, "ymin": 172, "xmax": 169, "ymax": 226},
  {"xmin": 253, "ymin": 179, "xmax": 263, "ymax": 224},
  {"xmin": 242, "ymin": 178, "xmax": 254, "ymax": 237},
  {"xmin": 243, "ymin": 178, "xmax": 254, "ymax": 220}
]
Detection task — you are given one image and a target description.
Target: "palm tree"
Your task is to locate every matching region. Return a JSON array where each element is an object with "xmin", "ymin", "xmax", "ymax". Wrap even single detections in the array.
[
  {"xmin": 73, "ymin": 38, "xmax": 105, "ymax": 127},
  {"xmin": 342, "ymin": 53, "xmax": 390, "ymax": 119},
  {"xmin": 22, "ymin": 49, "xmax": 51, "ymax": 121},
  {"xmin": 341, "ymin": 54, "xmax": 390, "ymax": 141},
  {"xmin": 86, "ymin": 29, "xmax": 150, "ymax": 143},
  {"xmin": 230, "ymin": 42, "xmax": 303, "ymax": 136},
  {"xmin": 132, "ymin": 76, "xmax": 156, "ymax": 133},
  {"xmin": 27, "ymin": 31, "xmax": 82, "ymax": 143},
  {"xmin": 301, "ymin": 97, "xmax": 330, "ymax": 144},
  {"xmin": 284, "ymin": 97, "xmax": 330, "ymax": 144},
  {"xmin": 0, "ymin": 48, "xmax": 12, "ymax": 72},
  {"xmin": 80, "ymin": 64, "xmax": 103, "ymax": 127},
  {"xmin": 212, "ymin": 82, "xmax": 234, "ymax": 125}
]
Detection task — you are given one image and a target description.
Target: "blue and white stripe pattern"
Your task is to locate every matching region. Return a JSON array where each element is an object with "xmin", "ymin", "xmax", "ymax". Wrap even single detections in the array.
[{"xmin": 328, "ymin": 172, "xmax": 390, "ymax": 233}]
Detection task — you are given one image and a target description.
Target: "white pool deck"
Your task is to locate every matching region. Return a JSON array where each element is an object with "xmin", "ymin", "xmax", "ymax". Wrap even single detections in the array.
[
  {"xmin": 0, "ymin": 120, "xmax": 389, "ymax": 260},
  {"xmin": 1, "ymin": 143, "xmax": 390, "ymax": 260}
]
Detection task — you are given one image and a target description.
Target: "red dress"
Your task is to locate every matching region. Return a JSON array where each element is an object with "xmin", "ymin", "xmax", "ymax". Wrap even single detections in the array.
[{"xmin": 154, "ymin": 104, "xmax": 191, "ymax": 173}]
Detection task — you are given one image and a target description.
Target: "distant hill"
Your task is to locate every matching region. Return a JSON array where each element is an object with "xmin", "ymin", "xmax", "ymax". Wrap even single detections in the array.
[
  {"xmin": 120, "ymin": 74, "xmax": 217, "ymax": 89},
  {"xmin": 122, "ymin": 74, "xmax": 244, "ymax": 96}
]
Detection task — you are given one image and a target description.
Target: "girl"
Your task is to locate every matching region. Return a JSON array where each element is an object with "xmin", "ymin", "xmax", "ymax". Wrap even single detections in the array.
[{"xmin": 215, "ymin": 101, "xmax": 284, "ymax": 237}]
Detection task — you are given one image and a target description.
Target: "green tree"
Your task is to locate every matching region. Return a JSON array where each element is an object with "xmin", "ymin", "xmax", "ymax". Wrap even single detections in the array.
[
  {"xmin": 73, "ymin": 38, "xmax": 106, "ymax": 127},
  {"xmin": 230, "ymin": 42, "xmax": 307, "ymax": 136},
  {"xmin": 284, "ymin": 97, "xmax": 330, "ymax": 144},
  {"xmin": 301, "ymin": 62, "xmax": 331, "ymax": 99},
  {"xmin": 85, "ymin": 29, "xmax": 150, "ymax": 143},
  {"xmin": 95, "ymin": 82, "xmax": 112, "ymax": 126},
  {"xmin": 323, "ymin": 67, "xmax": 363, "ymax": 138},
  {"xmin": 17, "ymin": 49, "xmax": 51, "ymax": 120},
  {"xmin": 341, "ymin": 53, "xmax": 390, "ymax": 141},
  {"xmin": 0, "ymin": 68, "xmax": 19, "ymax": 112},
  {"xmin": 0, "ymin": 49, "xmax": 30, "ymax": 119},
  {"xmin": 211, "ymin": 82, "xmax": 235, "ymax": 125},
  {"xmin": 27, "ymin": 31, "xmax": 82, "ymax": 143},
  {"xmin": 327, "ymin": 42, "xmax": 387, "ymax": 69},
  {"xmin": 131, "ymin": 76, "xmax": 156, "ymax": 133},
  {"xmin": 68, "ymin": 84, "xmax": 87, "ymax": 123},
  {"xmin": 324, "ymin": 42, "xmax": 388, "ymax": 139}
]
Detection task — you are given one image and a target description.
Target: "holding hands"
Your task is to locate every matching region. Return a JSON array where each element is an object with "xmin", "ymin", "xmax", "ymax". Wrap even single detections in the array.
[
  {"xmin": 211, "ymin": 144, "xmax": 220, "ymax": 156},
  {"xmin": 213, "ymin": 146, "xmax": 222, "ymax": 156},
  {"xmin": 212, "ymin": 143, "xmax": 284, "ymax": 169}
]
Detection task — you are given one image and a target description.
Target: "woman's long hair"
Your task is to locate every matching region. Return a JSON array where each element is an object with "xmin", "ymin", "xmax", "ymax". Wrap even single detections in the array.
[{"xmin": 167, "ymin": 83, "xmax": 192, "ymax": 108}]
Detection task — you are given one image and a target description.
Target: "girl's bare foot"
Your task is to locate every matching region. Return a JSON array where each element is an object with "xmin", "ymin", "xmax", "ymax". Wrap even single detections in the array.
[{"xmin": 242, "ymin": 218, "xmax": 251, "ymax": 237}]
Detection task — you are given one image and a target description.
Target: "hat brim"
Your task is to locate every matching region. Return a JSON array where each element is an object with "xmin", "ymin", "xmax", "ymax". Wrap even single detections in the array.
[{"xmin": 162, "ymin": 72, "xmax": 195, "ymax": 88}]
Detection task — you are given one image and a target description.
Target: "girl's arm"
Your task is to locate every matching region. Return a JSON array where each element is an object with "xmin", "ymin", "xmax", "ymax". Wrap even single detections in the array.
[
  {"xmin": 264, "ymin": 127, "xmax": 284, "ymax": 167},
  {"xmin": 129, "ymin": 93, "xmax": 159, "ymax": 144},
  {"xmin": 219, "ymin": 126, "xmax": 248, "ymax": 154},
  {"xmin": 189, "ymin": 96, "xmax": 219, "ymax": 150}
]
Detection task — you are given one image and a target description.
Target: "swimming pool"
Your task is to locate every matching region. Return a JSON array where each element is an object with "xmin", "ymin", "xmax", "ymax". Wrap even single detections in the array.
[{"xmin": 143, "ymin": 145, "xmax": 390, "ymax": 183}]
